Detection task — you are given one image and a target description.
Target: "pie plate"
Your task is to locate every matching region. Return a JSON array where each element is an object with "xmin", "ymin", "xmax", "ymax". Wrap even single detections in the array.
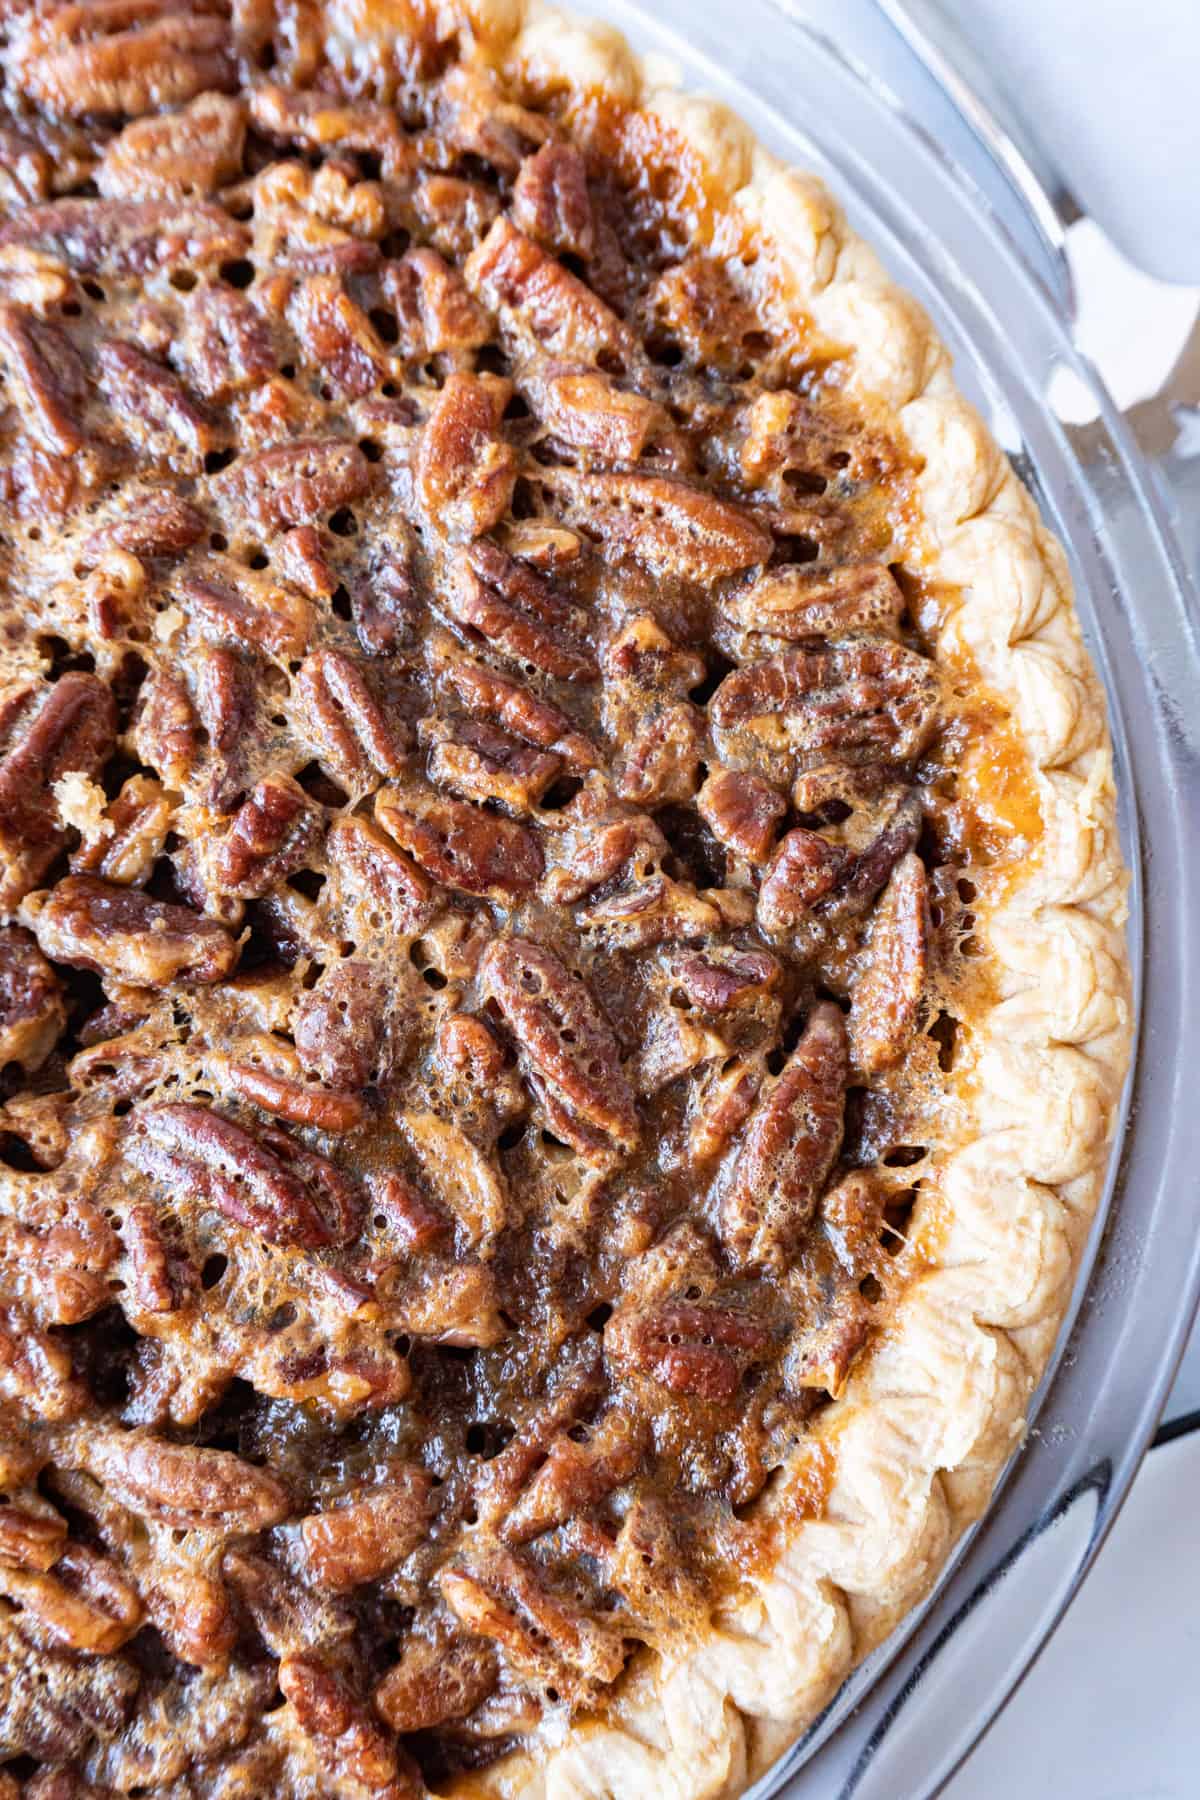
[{"xmin": 569, "ymin": 1, "xmax": 1200, "ymax": 1793}]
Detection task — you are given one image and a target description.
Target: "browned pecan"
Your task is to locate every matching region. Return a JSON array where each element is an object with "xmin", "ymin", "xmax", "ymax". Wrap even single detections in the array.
[
  {"xmin": 367, "ymin": 1170, "xmax": 448, "ymax": 1253},
  {"xmin": 209, "ymin": 774, "xmax": 322, "ymax": 898},
  {"xmin": 295, "ymin": 959, "xmax": 389, "ymax": 1092},
  {"xmin": 512, "ymin": 142, "xmax": 595, "ymax": 260},
  {"xmin": 0, "ymin": 1303, "xmax": 86, "ymax": 1420},
  {"xmin": 69, "ymin": 774, "xmax": 171, "ymax": 886},
  {"xmin": 437, "ymin": 63, "xmax": 548, "ymax": 175},
  {"xmin": 78, "ymin": 1425, "xmax": 290, "ymax": 1532},
  {"xmin": 374, "ymin": 1631, "xmax": 498, "ymax": 1734},
  {"xmin": 757, "ymin": 791, "xmax": 923, "ymax": 952},
  {"xmin": 438, "ymin": 658, "xmax": 597, "ymax": 773},
  {"xmin": 446, "ymin": 538, "xmax": 596, "ymax": 682},
  {"xmin": 248, "ymin": 82, "xmax": 411, "ymax": 172},
  {"xmin": 541, "ymin": 808, "xmax": 666, "ymax": 906},
  {"xmin": 721, "ymin": 562, "xmax": 905, "ymax": 641},
  {"xmin": 346, "ymin": 525, "xmax": 423, "ymax": 655},
  {"xmin": 425, "ymin": 717, "xmax": 561, "ymax": 814},
  {"xmin": 605, "ymin": 1300, "xmax": 772, "ymax": 1403},
  {"xmin": 0, "ymin": 927, "xmax": 64, "ymax": 1070},
  {"xmin": 177, "ymin": 285, "xmax": 276, "ymax": 401},
  {"xmin": 530, "ymin": 365, "xmax": 665, "ymax": 463},
  {"xmin": 9, "ymin": 4, "xmax": 235, "ymax": 119},
  {"xmin": 275, "ymin": 522, "xmax": 337, "ymax": 599},
  {"xmin": 97, "ymin": 337, "xmax": 211, "ymax": 460},
  {"xmin": 697, "ymin": 768, "xmax": 786, "ymax": 863},
  {"xmin": 385, "ymin": 1260, "xmax": 504, "ymax": 1348},
  {"xmin": 123, "ymin": 1202, "xmax": 193, "ymax": 1314},
  {"xmin": 131, "ymin": 669, "xmax": 195, "ymax": 786},
  {"xmin": 295, "ymin": 647, "xmax": 408, "ymax": 784},
  {"xmin": 440, "ymin": 1550, "xmax": 626, "ymax": 1696},
  {"xmin": 466, "ymin": 216, "xmax": 633, "ymax": 364},
  {"xmin": 668, "ymin": 947, "xmax": 780, "ymax": 1013},
  {"xmin": 187, "ymin": 644, "xmax": 253, "ymax": 809},
  {"xmin": 287, "ymin": 273, "xmax": 388, "ymax": 399},
  {"xmin": 220, "ymin": 1546, "xmax": 353, "ymax": 1660},
  {"xmin": 279, "ymin": 1651, "xmax": 405, "ymax": 1792},
  {"xmin": 226, "ymin": 1059, "xmax": 365, "ymax": 1134},
  {"xmin": 472, "ymin": 1342, "xmax": 603, "ymax": 1528},
  {"xmin": 375, "ymin": 786, "xmax": 541, "ymax": 898},
  {"xmin": 128, "ymin": 1103, "xmax": 360, "ymax": 1250},
  {"xmin": 22, "ymin": 876, "xmax": 237, "ymax": 987},
  {"xmin": 1, "ymin": 1543, "xmax": 142, "ymax": 1656},
  {"xmin": 616, "ymin": 702, "xmax": 706, "ymax": 806},
  {"xmin": 211, "ymin": 437, "xmax": 373, "ymax": 534},
  {"xmin": 416, "ymin": 372, "xmax": 517, "ymax": 539},
  {"xmin": 414, "ymin": 172, "xmax": 501, "ymax": 261},
  {"xmin": 300, "ymin": 1468, "xmax": 431, "ymax": 1591},
  {"xmin": 178, "ymin": 561, "xmax": 313, "ymax": 660},
  {"xmin": 0, "ymin": 197, "xmax": 248, "ymax": 274},
  {"xmin": 848, "ymin": 851, "xmax": 930, "ymax": 1075},
  {"xmin": 0, "ymin": 1501, "xmax": 66, "ymax": 1573},
  {"xmin": 0, "ymin": 1611, "xmax": 138, "ymax": 1761},
  {"xmin": 382, "ymin": 247, "xmax": 491, "ymax": 359},
  {"xmin": 479, "ymin": 937, "xmax": 639, "ymax": 1156},
  {"xmin": 328, "ymin": 813, "xmax": 438, "ymax": 934},
  {"xmin": 0, "ymin": 674, "xmax": 116, "ymax": 888},
  {"xmin": 709, "ymin": 640, "xmax": 940, "ymax": 779},
  {"xmin": 86, "ymin": 491, "xmax": 207, "ymax": 560},
  {"xmin": 721, "ymin": 1001, "xmax": 848, "ymax": 1270},
  {"xmin": 0, "ymin": 303, "xmax": 88, "ymax": 454},
  {"xmin": 538, "ymin": 467, "xmax": 771, "ymax": 583},
  {"xmin": 820, "ymin": 1169, "xmax": 888, "ymax": 1278},
  {"xmin": 577, "ymin": 875, "xmax": 722, "ymax": 950},
  {"xmin": 96, "ymin": 92, "xmax": 245, "ymax": 201},
  {"xmin": 503, "ymin": 1408, "xmax": 647, "ymax": 1545},
  {"xmin": 792, "ymin": 1291, "xmax": 873, "ymax": 1396}
]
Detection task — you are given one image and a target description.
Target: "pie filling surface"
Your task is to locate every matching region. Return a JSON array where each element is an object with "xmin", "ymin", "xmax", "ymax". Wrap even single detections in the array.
[{"xmin": 0, "ymin": 4, "xmax": 1082, "ymax": 1796}]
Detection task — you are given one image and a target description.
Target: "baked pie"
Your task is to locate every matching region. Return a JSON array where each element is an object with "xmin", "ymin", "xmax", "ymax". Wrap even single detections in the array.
[{"xmin": 0, "ymin": 3, "xmax": 1131, "ymax": 1795}]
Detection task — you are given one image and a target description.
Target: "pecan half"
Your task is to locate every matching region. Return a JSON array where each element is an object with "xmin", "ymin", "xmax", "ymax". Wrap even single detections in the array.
[
  {"xmin": 466, "ymin": 216, "xmax": 632, "ymax": 364},
  {"xmin": 417, "ymin": 372, "xmax": 517, "ymax": 539},
  {"xmin": 123, "ymin": 1203, "xmax": 193, "ymax": 1315},
  {"xmin": 128, "ymin": 1103, "xmax": 361, "ymax": 1250},
  {"xmin": 697, "ymin": 768, "xmax": 787, "ymax": 862},
  {"xmin": 721, "ymin": 1001, "xmax": 848, "ymax": 1271},
  {"xmin": 1, "ymin": 1543, "xmax": 142, "ymax": 1656},
  {"xmin": 616, "ymin": 702, "xmax": 706, "ymax": 805},
  {"xmin": 426, "ymin": 717, "xmax": 562, "ymax": 814},
  {"xmin": 668, "ymin": 947, "xmax": 780, "ymax": 1012},
  {"xmin": 849, "ymin": 851, "xmax": 930, "ymax": 1075},
  {"xmin": 295, "ymin": 647, "xmax": 408, "ymax": 784},
  {"xmin": 606, "ymin": 1300, "xmax": 772, "ymax": 1404},
  {"xmin": 512, "ymin": 142, "xmax": 595, "ymax": 259},
  {"xmin": 0, "ymin": 674, "xmax": 116, "ymax": 902},
  {"xmin": 721, "ymin": 561, "xmax": 905, "ymax": 641},
  {"xmin": 10, "ymin": 6, "xmax": 234, "ymax": 119},
  {"xmin": 375, "ymin": 786, "xmax": 541, "ymax": 898},
  {"xmin": 328, "ymin": 814, "xmax": 438, "ymax": 934},
  {"xmin": 209, "ymin": 775, "xmax": 323, "ymax": 898},
  {"xmin": 382, "ymin": 247, "xmax": 491, "ymax": 359},
  {"xmin": 757, "ymin": 791, "xmax": 923, "ymax": 953},
  {"xmin": 179, "ymin": 562, "xmax": 313, "ymax": 659},
  {"xmin": 178, "ymin": 286, "xmax": 276, "ymax": 401},
  {"xmin": 69, "ymin": 774, "xmax": 172, "ymax": 886},
  {"xmin": 0, "ymin": 303, "xmax": 88, "ymax": 454},
  {"xmin": 531, "ymin": 364, "xmax": 665, "ymax": 463},
  {"xmin": 300, "ymin": 1468, "xmax": 431, "ymax": 1591},
  {"xmin": 479, "ymin": 937, "xmax": 639, "ymax": 1156},
  {"xmin": 211, "ymin": 437, "xmax": 372, "ymax": 534},
  {"xmin": 75, "ymin": 1427, "xmax": 289, "ymax": 1532},
  {"xmin": 440, "ymin": 1550, "xmax": 626, "ymax": 1695},
  {"xmin": 295, "ymin": 960, "xmax": 389, "ymax": 1092},
  {"xmin": 0, "ymin": 1304, "xmax": 85, "ymax": 1421},
  {"xmin": 438, "ymin": 658, "xmax": 597, "ymax": 772},
  {"xmin": 288, "ymin": 273, "xmax": 388, "ymax": 399},
  {"xmin": 97, "ymin": 337, "xmax": 210, "ymax": 459},
  {"xmin": 0, "ymin": 928, "xmax": 64, "ymax": 1070},
  {"xmin": 446, "ymin": 538, "xmax": 596, "ymax": 681},
  {"xmin": 23, "ymin": 876, "xmax": 237, "ymax": 987},
  {"xmin": 538, "ymin": 467, "xmax": 771, "ymax": 583},
  {"xmin": 226, "ymin": 1059, "xmax": 365, "ymax": 1134},
  {"xmin": 710, "ymin": 639, "xmax": 939, "ymax": 780},
  {"xmin": 87, "ymin": 491, "xmax": 207, "ymax": 560},
  {"xmin": 96, "ymin": 91, "xmax": 245, "ymax": 201},
  {"xmin": 577, "ymin": 875, "xmax": 722, "ymax": 950},
  {"xmin": 278, "ymin": 1651, "xmax": 404, "ymax": 1793},
  {"xmin": 0, "ymin": 198, "xmax": 248, "ymax": 274},
  {"xmin": 374, "ymin": 1631, "xmax": 498, "ymax": 1734},
  {"xmin": 503, "ymin": 1408, "xmax": 647, "ymax": 1545}
]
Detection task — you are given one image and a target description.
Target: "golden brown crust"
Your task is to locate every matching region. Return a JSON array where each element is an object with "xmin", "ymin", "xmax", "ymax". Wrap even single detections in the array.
[{"xmin": 403, "ymin": 2, "xmax": 1130, "ymax": 1792}]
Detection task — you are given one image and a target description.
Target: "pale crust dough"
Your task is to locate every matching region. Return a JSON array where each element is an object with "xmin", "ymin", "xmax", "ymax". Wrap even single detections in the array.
[{"xmin": 331, "ymin": 4, "xmax": 1132, "ymax": 1792}]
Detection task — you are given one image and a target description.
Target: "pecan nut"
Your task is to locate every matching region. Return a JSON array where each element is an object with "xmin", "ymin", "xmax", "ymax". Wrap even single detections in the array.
[
  {"xmin": 0, "ymin": 303, "xmax": 89, "ymax": 454},
  {"xmin": 538, "ymin": 467, "xmax": 771, "ymax": 583},
  {"xmin": 0, "ymin": 197, "xmax": 248, "ymax": 274},
  {"xmin": 479, "ymin": 937, "xmax": 639, "ymax": 1156},
  {"xmin": 0, "ymin": 927, "xmax": 64, "ymax": 1070},
  {"xmin": 375, "ymin": 786, "xmax": 541, "ymax": 898},
  {"xmin": 848, "ymin": 851, "xmax": 931, "ymax": 1075},
  {"xmin": 78, "ymin": 1427, "xmax": 291, "ymax": 1532},
  {"xmin": 211, "ymin": 437, "xmax": 373, "ymax": 534},
  {"xmin": 417, "ymin": 372, "xmax": 517, "ymax": 539},
  {"xmin": 22, "ymin": 876, "xmax": 238, "ymax": 988},
  {"xmin": 300, "ymin": 1468, "xmax": 431, "ymax": 1591},
  {"xmin": 605, "ymin": 1300, "xmax": 772, "ymax": 1404},
  {"xmin": 295, "ymin": 647, "xmax": 409, "ymax": 784},
  {"xmin": 208, "ymin": 775, "xmax": 323, "ymax": 899},
  {"xmin": 374, "ymin": 1631, "xmax": 498, "ymax": 1734},
  {"xmin": 446, "ymin": 539, "xmax": 597, "ymax": 681}
]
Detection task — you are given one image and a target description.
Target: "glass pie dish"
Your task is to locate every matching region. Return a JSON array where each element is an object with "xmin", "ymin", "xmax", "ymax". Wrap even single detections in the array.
[{"xmin": 562, "ymin": 1, "xmax": 1200, "ymax": 1793}]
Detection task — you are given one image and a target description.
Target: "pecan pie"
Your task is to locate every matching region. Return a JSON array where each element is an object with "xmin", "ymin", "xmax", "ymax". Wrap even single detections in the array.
[{"xmin": 0, "ymin": 3, "xmax": 1130, "ymax": 1796}]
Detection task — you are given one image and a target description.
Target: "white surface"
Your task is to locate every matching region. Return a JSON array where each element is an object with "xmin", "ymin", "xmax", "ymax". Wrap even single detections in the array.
[{"xmin": 945, "ymin": 1430, "xmax": 1200, "ymax": 1800}]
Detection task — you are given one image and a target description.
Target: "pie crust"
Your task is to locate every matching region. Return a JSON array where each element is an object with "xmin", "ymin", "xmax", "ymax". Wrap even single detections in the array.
[{"xmin": 0, "ymin": 3, "xmax": 1131, "ymax": 1796}]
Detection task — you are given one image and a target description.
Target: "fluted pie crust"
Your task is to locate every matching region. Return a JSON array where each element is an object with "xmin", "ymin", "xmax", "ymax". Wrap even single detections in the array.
[
  {"xmin": 0, "ymin": 2, "xmax": 1131, "ymax": 1796},
  {"xmin": 444, "ymin": 4, "xmax": 1131, "ymax": 1795}
]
